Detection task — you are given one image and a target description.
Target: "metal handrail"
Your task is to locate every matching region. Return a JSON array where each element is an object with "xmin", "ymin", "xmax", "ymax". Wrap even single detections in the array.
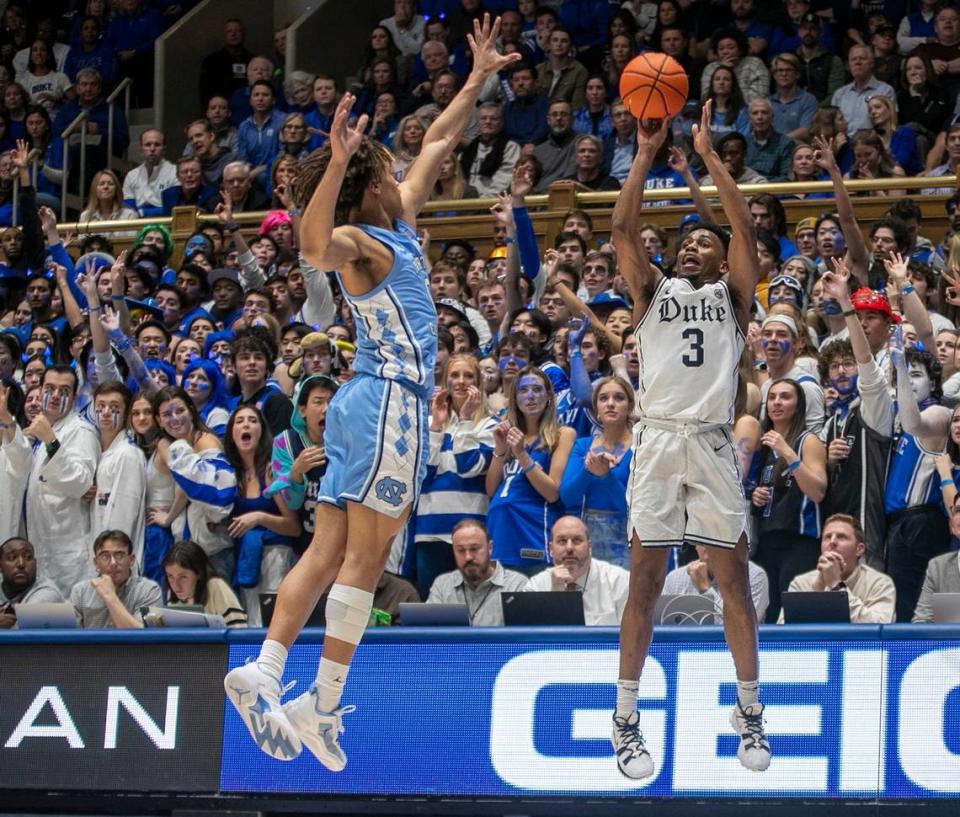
[
  {"xmin": 48, "ymin": 173, "xmax": 960, "ymax": 235},
  {"xmin": 59, "ymin": 109, "xmax": 89, "ymax": 222},
  {"xmin": 567, "ymin": 174, "xmax": 960, "ymax": 206},
  {"xmin": 69, "ymin": 215, "xmax": 171, "ymax": 233},
  {"xmin": 106, "ymin": 77, "xmax": 133, "ymax": 173},
  {"xmin": 419, "ymin": 175, "xmax": 960, "ymax": 215},
  {"xmin": 28, "ymin": 147, "xmax": 39, "ymax": 188}
]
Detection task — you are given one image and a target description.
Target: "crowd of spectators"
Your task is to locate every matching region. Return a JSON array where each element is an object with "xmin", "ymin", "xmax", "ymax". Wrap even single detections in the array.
[{"xmin": 1, "ymin": 1, "xmax": 960, "ymax": 631}]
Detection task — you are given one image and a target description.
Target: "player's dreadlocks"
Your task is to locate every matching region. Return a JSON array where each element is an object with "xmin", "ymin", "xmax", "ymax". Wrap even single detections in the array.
[{"xmin": 293, "ymin": 137, "xmax": 395, "ymax": 226}]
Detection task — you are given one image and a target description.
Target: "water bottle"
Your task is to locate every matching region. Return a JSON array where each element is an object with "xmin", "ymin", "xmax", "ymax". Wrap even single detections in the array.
[{"xmin": 760, "ymin": 463, "xmax": 775, "ymax": 518}]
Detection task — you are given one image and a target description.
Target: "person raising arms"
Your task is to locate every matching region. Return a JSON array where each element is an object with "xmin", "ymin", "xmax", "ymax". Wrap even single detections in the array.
[
  {"xmin": 611, "ymin": 100, "xmax": 770, "ymax": 778},
  {"xmin": 224, "ymin": 14, "xmax": 519, "ymax": 771}
]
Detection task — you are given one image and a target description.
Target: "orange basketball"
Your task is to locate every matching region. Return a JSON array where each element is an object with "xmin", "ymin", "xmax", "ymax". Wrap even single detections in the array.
[{"xmin": 619, "ymin": 52, "xmax": 689, "ymax": 121}]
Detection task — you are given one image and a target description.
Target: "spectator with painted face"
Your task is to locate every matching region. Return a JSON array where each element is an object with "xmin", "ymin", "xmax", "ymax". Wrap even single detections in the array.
[
  {"xmin": 90, "ymin": 381, "xmax": 146, "ymax": 565},
  {"xmin": 0, "ymin": 364, "xmax": 99, "ymax": 596},
  {"xmin": 486, "ymin": 366, "xmax": 576, "ymax": 574}
]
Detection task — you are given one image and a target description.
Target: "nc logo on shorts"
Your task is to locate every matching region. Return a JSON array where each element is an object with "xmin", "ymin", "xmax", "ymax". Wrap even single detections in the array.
[{"xmin": 375, "ymin": 476, "xmax": 407, "ymax": 507}]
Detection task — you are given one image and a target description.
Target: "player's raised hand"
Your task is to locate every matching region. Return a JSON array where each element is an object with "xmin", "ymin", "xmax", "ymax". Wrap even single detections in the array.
[
  {"xmin": 691, "ymin": 99, "xmax": 714, "ymax": 158},
  {"xmin": 329, "ymin": 93, "xmax": 367, "ymax": 163},
  {"xmin": 635, "ymin": 116, "xmax": 671, "ymax": 154},
  {"xmin": 468, "ymin": 14, "xmax": 521, "ymax": 77}
]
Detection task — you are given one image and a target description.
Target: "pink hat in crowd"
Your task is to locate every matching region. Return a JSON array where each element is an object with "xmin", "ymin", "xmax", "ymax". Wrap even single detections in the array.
[{"xmin": 258, "ymin": 209, "xmax": 293, "ymax": 237}]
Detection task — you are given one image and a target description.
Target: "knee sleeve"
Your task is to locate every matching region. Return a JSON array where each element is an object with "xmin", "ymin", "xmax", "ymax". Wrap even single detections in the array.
[{"xmin": 325, "ymin": 583, "xmax": 374, "ymax": 645}]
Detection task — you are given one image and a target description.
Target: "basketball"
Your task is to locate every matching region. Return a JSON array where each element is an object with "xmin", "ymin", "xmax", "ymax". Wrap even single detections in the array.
[{"xmin": 619, "ymin": 52, "xmax": 689, "ymax": 120}]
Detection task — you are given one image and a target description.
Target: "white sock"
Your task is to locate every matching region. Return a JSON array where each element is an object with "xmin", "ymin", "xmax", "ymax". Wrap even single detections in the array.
[
  {"xmin": 737, "ymin": 679, "xmax": 759, "ymax": 708},
  {"xmin": 256, "ymin": 639, "xmax": 287, "ymax": 682},
  {"xmin": 616, "ymin": 679, "xmax": 639, "ymax": 718},
  {"xmin": 314, "ymin": 657, "xmax": 350, "ymax": 712}
]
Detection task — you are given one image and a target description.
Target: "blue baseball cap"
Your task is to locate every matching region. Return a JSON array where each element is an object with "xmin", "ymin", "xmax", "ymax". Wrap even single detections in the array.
[{"xmin": 586, "ymin": 292, "xmax": 631, "ymax": 312}]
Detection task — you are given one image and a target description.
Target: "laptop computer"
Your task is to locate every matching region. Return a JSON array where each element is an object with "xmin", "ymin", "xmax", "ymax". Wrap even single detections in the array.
[
  {"xmin": 501, "ymin": 591, "xmax": 585, "ymax": 626},
  {"xmin": 397, "ymin": 603, "xmax": 470, "ymax": 626},
  {"xmin": 654, "ymin": 594, "xmax": 716, "ymax": 625},
  {"xmin": 14, "ymin": 602, "xmax": 78, "ymax": 629},
  {"xmin": 781, "ymin": 591, "xmax": 850, "ymax": 624},
  {"xmin": 932, "ymin": 592, "xmax": 960, "ymax": 623},
  {"xmin": 259, "ymin": 593, "xmax": 326, "ymax": 628},
  {"xmin": 141, "ymin": 606, "xmax": 225, "ymax": 628}
]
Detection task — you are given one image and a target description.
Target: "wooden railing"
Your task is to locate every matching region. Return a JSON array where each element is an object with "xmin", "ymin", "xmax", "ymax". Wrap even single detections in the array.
[{"xmin": 51, "ymin": 175, "xmax": 960, "ymax": 269}]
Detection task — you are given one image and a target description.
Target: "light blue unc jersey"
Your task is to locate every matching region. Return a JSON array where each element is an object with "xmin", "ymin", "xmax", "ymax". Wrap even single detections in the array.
[
  {"xmin": 338, "ymin": 218, "xmax": 437, "ymax": 399},
  {"xmin": 318, "ymin": 218, "xmax": 436, "ymax": 518}
]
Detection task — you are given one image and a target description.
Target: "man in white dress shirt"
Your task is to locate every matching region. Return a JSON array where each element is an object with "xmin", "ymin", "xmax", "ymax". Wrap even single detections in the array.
[{"xmin": 524, "ymin": 515, "xmax": 629, "ymax": 624}]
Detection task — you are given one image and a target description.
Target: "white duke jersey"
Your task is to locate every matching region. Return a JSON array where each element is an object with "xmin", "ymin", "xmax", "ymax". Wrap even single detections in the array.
[{"xmin": 635, "ymin": 277, "xmax": 744, "ymax": 425}]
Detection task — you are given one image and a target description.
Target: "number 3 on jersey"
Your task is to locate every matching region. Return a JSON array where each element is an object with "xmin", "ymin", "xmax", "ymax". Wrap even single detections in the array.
[{"xmin": 681, "ymin": 327, "xmax": 704, "ymax": 367}]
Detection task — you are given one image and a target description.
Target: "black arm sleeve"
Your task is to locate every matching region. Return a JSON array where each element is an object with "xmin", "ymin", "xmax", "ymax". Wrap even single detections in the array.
[
  {"xmin": 17, "ymin": 185, "xmax": 46, "ymax": 275},
  {"xmin": 263, "ymin": 392, "xmax": 293, "ymax": 437}
]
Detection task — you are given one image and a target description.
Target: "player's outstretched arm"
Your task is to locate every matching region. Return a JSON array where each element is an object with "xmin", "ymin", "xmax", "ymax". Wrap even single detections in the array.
[
  {"xmin": 299, "ymin": 93, "xmax": 365, "ymax": 271},
  {"xmin": 692, "ymin": 100, "xmax": 759, "ymax": 321},
  {"xmin": 610, "ymin": 117, "xmax": 669, "ymax": 320},
  {"xmin": 812, "ymin": 136, "xmax": 869, "ymax": 279},
  {"xmin": 401, "ymin": 13, "xmax": 520, "ymax": 219}
]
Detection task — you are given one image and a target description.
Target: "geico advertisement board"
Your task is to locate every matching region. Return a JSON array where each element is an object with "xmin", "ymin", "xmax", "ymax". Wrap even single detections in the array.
[
  {"xmin": 0, "ymin": 643, "xmax": 225, "ymax": 791},
  {"xmin": 221, "ymin": 638, "xmax": 960, "ymax": 798}
]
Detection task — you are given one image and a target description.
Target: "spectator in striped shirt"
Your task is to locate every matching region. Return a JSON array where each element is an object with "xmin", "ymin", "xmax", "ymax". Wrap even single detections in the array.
[{"xmin": 414, "ymin": 354, "xmax": 498, "ymax": 598}]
